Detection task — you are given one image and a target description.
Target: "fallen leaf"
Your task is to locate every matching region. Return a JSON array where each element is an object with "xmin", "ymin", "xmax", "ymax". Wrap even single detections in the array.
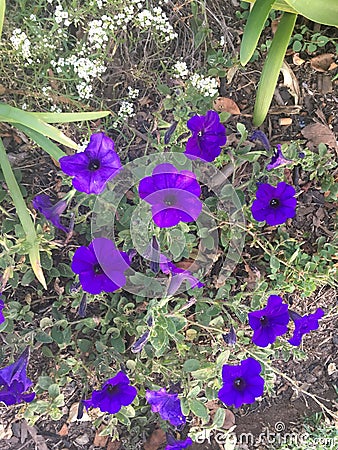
[
  {"xmin": 293, "ymin": 53, "xmax": 305, "ymax": 66},
  {"xmin": 301, "ymin": 122, "xmax": 337, "ymax": 150},
  {"xmin": 143, "ymin": 428, "xmax": 166, "ymax": 450},
  {"xmin": 67, "ymin": 402, "xmax": 91, "ymax": 423},
  {"xmin": 93, "ymin": 427, "xmax": 109, "ymax": 447},
  {"xmin": 223, "ymin": 409, "xmax": 236, "ymax": 430},
  {"xmin": 310, "ymin": 53, "xmax": 337, "ymax": 72},
  {"xmin": 327, "ymin": 362, "xmax": 337, "ymax": 376},
  {"xmin": 58, "ymin": 423, "xmax": 68, "ymax": 436},
  {"xmin": 213, "ymin": 97, "xmax": 240, "ymax": 115},
  {"xmin": 280, "ymin": 61, "xmax": 300, "ymax": 104},
  {"xmin": 0, "ymin": 424, "xmax": 12, "ymax": 440}
]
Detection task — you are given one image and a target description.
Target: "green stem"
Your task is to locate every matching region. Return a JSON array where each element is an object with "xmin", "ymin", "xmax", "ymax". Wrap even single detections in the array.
[{"xmin": 0, "ymin": 138, "xmax": 46, "ymax": 288}]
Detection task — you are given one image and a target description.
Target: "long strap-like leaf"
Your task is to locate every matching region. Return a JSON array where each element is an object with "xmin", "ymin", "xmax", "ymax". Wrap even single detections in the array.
[
  {"xmin": 0, "ymin": 0, "xmax": 5, "ymax": 40},
  {"xmin": 0, "ymin": 138, "xmax": 47, "ymax": 289},
  {"xmin": 253, "ymin": 12, "xmax": 297, "ymax": 126},
  {"xmin": 240, "ymin": 0, "xmax": 277, "ymax": 66}
]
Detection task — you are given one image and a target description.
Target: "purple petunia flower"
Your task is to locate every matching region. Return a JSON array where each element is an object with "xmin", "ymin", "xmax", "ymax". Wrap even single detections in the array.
[
  {"xmin": 83, "ymin": 371, "xmax": 137, "ymax": 414},
  {"xmin": 223, "ymin": 325, "xmax": 237, "ymax": 346},
  {"xmin": 32, "ymin": 194, "xmax": 68, "ymax": 233},
  {"xmin": 0, "ymin": 347, "xmax": 35, "ymax": 406},
  {"xmin": 185, "ymin": 110, "xmax": 227, "ymax": 162},
  {"xmin": 248, "ymin": 295, "xmax": 289, "ymax": 347},
  {"xmin": 165, "ymin": 434, "xmax": 193, "ymax": 450},
  {"xmin": 288, "ymin": 308, "xmax": 324, "ymax": 346},
  {"xmin": 146, "ymin": 387, "xmax": 186, "ymax": 426},
  {"xmin": 251, "ymin": 181, "xmax": 297, "ymax": 226},
  {"xmin": 249, "ymin": 130, "xmax": 271, "ymax": 150},
  {"xmin": 138, "ymin": 163, "xmax": 202, "ymax": 228},
  {"xmin": 266, "ymin": 145, "xmax": 293, "ymax": 171},
  {"xmin": 218, "ymin": 357, "xmax": 264, "ymax": 408},
  {"xmin": 0, "ymin": 296, "xmax": 5, "ymax": 325},
  {"xmin": 59, "ymin": 133, "xmax": 122, "ymax": 195},
  {"xmin": 131, "ymin": 329, "xmax": 151, "ymax": 353},
  {"xmin": 159, "ymin": 254, "xmax": 204, "ymax": 295},
  {"xmin": 71, "ymin": 237, "xmax": 130, "ymax": 295}
]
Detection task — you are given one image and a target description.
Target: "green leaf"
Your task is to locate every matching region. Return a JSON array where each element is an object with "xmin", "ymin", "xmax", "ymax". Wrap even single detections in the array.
[
  {"xmin": 37, "ymin": 376, "xmax": 53, "ymax": 390},
  {"xmin": 183, "ymin": 359, "xmax": 200, "ymax": 372},
  {"xmin": 48, "ymin": 384, "xmax": 60, "ymax": 399},
  {"xmin": 240, "ymin": 0, "xmax": 277, "ymax": 66},
  {"xmin": 0, "ymin": 103, "xmax": 78, "ymax": 149},
  {"xmin": 14, "ymin": 124, "xmax": 65, "ymax": 160},
  {"xmin": 0, "ymin": 0, "xmax": 5, "ymax": 40},
  {"xmin": 21, "ymin": 269, "xmax": 35, "ymax": 286},
  {"xmin": 0, "ymin": 138, "xmax": 46, "ymax": 288},
  {"xmin": 31, "ymin": 111, "xmax": 110, "ymax": 123},
  {"xmin": 253, "ymin": 12, "xmax": 297, "ymax": 126},
  {"xmin": 283, "ymin": 0, "xmax": 338, "ymax": 26},
  {"xmin": 188, "ymin": 399, "xmax": 209, "ymax": 420}
]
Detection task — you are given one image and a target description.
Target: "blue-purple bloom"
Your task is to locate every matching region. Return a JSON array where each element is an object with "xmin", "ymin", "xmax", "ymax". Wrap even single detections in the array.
[
  {"xmin": 266, "ymin": 144, "xmax": 293, "ymax": 171},
  {"xmin": 0, "ymin": 348, "xmax": 35, "ymax": 406},
  {"xmin": 223, "ymin": 325, "xmax": 237, "ymax": 346},
  {"xmin": 218, "ymin": 357, "xmax": 264, "ymax": 408},
  {"xmin": 33, "ymin": 194, "xmax": 68, "ymax": 233},
  {"xmin": 131, "ymin": 329, "xmax": 151, "ymax": 353},
  {"xmin": 71, "ymin": 237, "xmax": 130, "ymax": 295},
  {"xmin": 0, "ymin": 296, "xmax": 5, "ymax": 325},
  {"xmin": 160, "ymin": 254, "xmax": 204, "ymax": 295},
  {"xmin": 138, "ymin": 163, "xmax": 202, "ymax": 228},
  {"xmin": 185, "ymin": 110, "xmax": 226, "ymax": 162},
  {"xmin": 166, "ymin": 434, "xmax": 193, "ymax": 450},
  {"xmin": 59, "ymin": 133, "xmax": 122, "ymax": 195},
  {"xmin": 146, "ymin": 387, "xmax": 186, "ymax": 426},
  {"xmin": 83, "ymin": 371, "xmax": 137, "ymax": 414},
  {"xmin": 249, "ymin": 130, "xmax": 271, "ymax": 150},
  {"xmin": 251, "ymin": 182, "xmax": 297, "ymax": 226},
  {"xmin": 248, "ymin": 295, "xmax": 289, "ymax": 347},
  {"xmin": 288, "ymin": 308, "xmax": 324, "ymax": 346}
]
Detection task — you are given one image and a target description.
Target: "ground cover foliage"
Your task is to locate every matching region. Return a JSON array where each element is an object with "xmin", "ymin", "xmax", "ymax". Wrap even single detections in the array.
[{"xmin": 0, "ymin": 1, "xmax": 337, "ymax": 449}]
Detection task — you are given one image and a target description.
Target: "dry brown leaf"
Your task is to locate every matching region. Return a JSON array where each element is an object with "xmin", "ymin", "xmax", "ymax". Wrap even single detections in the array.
[
  {"xmin": 301, "ymin": 122, "xmax": 337, "ymax": 150},
  {"xmin": 213, "ymin": 97, "xmax": 240, "ymax": 115},
  {"xmin": 93, "ymin": 427, "xmax": 109, "ymax": 447},
  {"xmin": 280, "ymin": 61, "xmax": 300, "ymax": 104},
  {"xmin": 58, "ymin": 423, "xmax": 68, "ymax": 436},
  {"xmin": 143, "ymin": 428, "xmax": 166, "ymax": 450},
  {"xmin": 223, "ymin": 409, "xmax": 236, "ymax": 430},
  {"xmin": 310, "ymin": 53, "xmax": 337, "ymax": 72}
]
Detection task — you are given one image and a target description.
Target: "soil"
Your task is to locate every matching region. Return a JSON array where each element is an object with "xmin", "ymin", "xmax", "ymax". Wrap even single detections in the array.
[{"xmin": 0, "ymin": 1, "xmax": 337, "ymax": 449}]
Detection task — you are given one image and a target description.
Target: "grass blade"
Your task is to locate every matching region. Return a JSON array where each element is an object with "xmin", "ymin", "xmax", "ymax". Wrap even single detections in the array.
[
  {"xmin": 14, "ymin": 123, "xmax": 66, "ymax": 160},
  {"xmin": 0, "ymin": 138, "xmax": 47, "ymax": 289},
  {"xmin": 0, "ymin": 103, "xmax": 78, "ymax": 150},
  {"xmin": 0, "ymin": 0, "xmax": 5, "ymax": 40},
  {"xmin": 253, "ymin": 12, "xmax": 297, "ymax": 126},
  {"xmin": 240, "ymin": 0, "xmax": 277, "ymax": 66},
  {"xmin": 31, "ymin": 110, "xmax": 110, "ymax": 123}
]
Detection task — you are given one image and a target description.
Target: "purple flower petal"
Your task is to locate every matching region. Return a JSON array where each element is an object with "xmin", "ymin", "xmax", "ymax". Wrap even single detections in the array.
[
  {"xmin": 251, "ymin": 182, "xmax": 297, "ymax": 226},
  {"xmin": 146, "ymin": 388, "xmax": 186, "ymax": 426},
  {"xmin": 288, "ymin": 308, "xmax": 324, "ymax": 346},
  {"xmin": 0, "ymin": 297, "xmax": 5, "ymax": 325},
  {"xmin": 59, "ymin": 133, "xmax": 122, "ymax": 195},
  {"xmin": 218, "ymin": 357, "xmax": 264, "ymax": 408},
  {"xmin": 266, "ymin": 145, "xmax": 293, "ymax": 171},
  {"xmin": 33, "ymin": 194, "xmax": 68, "ymax": 232},
  {"xmin": 83, "ymin": 371, "xmax": 137, "ymax": 414},
  {"xmin": 166, "ymin": 434, "xmax": 193, "ymax": 450},
  {"xmin": 185, "ymin": 110, "xmax": 227, "ymax": 162}
]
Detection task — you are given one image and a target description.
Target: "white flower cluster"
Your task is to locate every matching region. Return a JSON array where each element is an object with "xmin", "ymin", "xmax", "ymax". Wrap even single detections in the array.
[
  {"xmin": 136, "ymin": 6, "xmax": 178, "ymax": 41},
  {"xmin": 54, "ymin": 5, "xmax": 71, "ymax": 26},
  {"xmin": 87, "ymin": 19, "xmax": 110, "ymax": 49},
  {"xmin": 113, "ymin": 101, "xmax": 135, "ymax": 127},
  {"xmin": 190, "ymin": 73, "xmax": 219, "ymax": 97},
  {"xmin": 127, "ymin": 86, "xmax": 140, "ymax": 99},
  {"xmin": 173, "ymin": 61, "xmax": 189, "ymax": 79},
  {"xmin": 10, "ymin": 28, "xmax": 32, "ymax": 63}
]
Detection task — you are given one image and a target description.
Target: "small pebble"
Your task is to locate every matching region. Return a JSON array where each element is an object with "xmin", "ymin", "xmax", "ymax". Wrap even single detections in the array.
[{"xmin": 75, "ymin": 433, "xmax": 89, "ymax": 445}]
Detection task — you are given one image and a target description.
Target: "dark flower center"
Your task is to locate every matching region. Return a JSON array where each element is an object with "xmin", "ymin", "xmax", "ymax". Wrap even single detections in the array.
[
  {"xmin": 107, "ymin": 384, "xmax": 119, "ymax": 394},
  {"xmin": 269, "ymin": 198, "xmax": 280, "ymax": 208},
  {"xmin": 197, "ymin": 130, "xmax": 203, "ymax": 137},
  {"xmin": 234, "ymin": 377, "xmax": 246, "ymax": 391},
  {"xmin": 164, "ymin": 194, "xmax": 177, "ymax": 206},
  {"xmin": 260, "ymin": 315, "xmax": 269, "ymax": 326},
  {"xmin": 88, "ymin": 158, "xmax": 101, "ymax": 171},
  {"xmin": 93, "ymin": 263, "xmax": 103, "ymax": 274}
]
